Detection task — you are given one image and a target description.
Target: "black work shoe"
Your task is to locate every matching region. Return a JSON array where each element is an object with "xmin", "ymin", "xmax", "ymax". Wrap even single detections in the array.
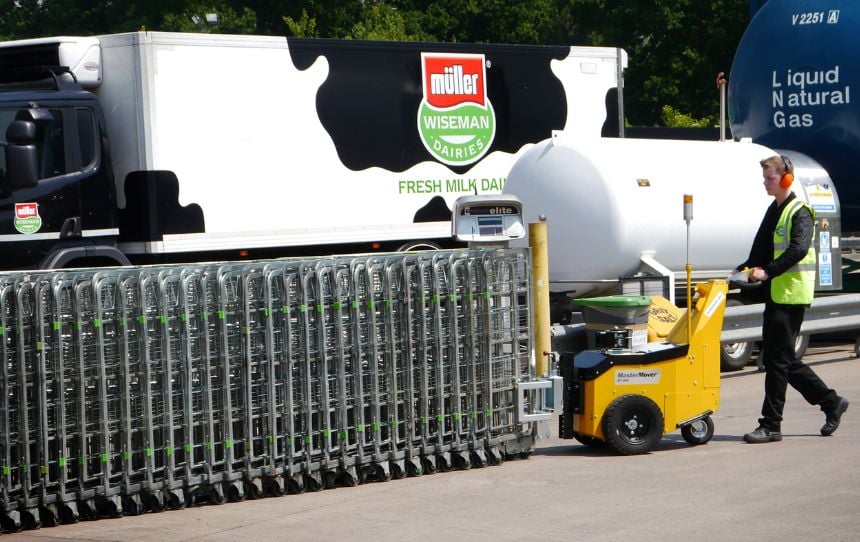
[
  {"xmin": 821, "ymin": 397, "xmax": 849, "ymax": 436},
  {"xmin": 743, "ymin": 426, "xmax": 782, "ymax": 443}
]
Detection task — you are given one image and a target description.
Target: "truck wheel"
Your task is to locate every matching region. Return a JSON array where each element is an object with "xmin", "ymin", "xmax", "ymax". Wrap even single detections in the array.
[
  {"xmin": 681, "ymin": 416, "xmax": 714, "ymax": 446},
  {"xmin": 396, "ymin": 240, "xmax": 442, "ymax": 252},
  {"xmin": 572, "ymin": 432, "xmax": 607, "ymax": 448},
  {"xmin": 758, "ymin": 334, "xmax": 810, "ymax": 371},
  {"xmin": 601, "ymin": 395, "xmax": 664, "ymax": 455},
  {"xmin": 794, "ymin": 334, "xmax": 809, "ymax": 359},
  {"xmin": 720, "ymin": 299, "xmax": 753, "ymax": 371}
]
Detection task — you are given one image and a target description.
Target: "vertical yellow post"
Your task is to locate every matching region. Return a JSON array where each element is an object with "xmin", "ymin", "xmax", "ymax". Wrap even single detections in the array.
[
  {"xmin": 683, "ymin": 194, "xmax": 694, "ymax": 344},
  {"xmin": 530, "ymin": 220, "xmax": 551, "ymax": 377}
]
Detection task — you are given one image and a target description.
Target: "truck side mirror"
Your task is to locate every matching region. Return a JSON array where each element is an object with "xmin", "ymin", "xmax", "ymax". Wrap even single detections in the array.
[{"xmin": 4, "ymin": 119, "xmax": 39, "ymax": 190}]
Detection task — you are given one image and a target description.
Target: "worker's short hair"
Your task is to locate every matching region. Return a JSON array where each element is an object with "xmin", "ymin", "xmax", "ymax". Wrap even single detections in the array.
[{"xmin": 760, "ymin": 154, "xmax": 791, "ymax": 175}]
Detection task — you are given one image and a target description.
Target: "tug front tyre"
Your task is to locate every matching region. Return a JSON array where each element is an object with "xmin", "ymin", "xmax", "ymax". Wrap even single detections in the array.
[
  {"xmin": 681, "ymin": 416, "xmax": 715, "ymax": 446},
  {"xmin": 601, "ymin": 395, "xmax": 664, "ymax": 455}
]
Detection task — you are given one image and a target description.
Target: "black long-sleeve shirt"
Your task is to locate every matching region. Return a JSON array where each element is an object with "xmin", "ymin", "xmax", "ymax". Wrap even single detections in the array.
[{"xmin": 738, "ymin": 193, "xmax": 814, "ymax": 301}]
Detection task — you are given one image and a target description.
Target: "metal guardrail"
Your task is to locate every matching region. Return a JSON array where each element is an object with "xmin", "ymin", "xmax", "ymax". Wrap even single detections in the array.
[{"xmin": 721, "ymin": 293, "xmax": 860, "ymax": 343}]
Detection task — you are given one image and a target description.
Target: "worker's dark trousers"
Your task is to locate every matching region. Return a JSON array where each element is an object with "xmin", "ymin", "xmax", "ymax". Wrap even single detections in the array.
[{"xmin": 759, "ymin": 301, "xmax": 839, "ymax": 431}]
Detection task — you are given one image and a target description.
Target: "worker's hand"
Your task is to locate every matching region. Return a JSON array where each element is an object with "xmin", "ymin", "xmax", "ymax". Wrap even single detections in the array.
[{"xmin": 749, "ymin": 267, "xmax": 769, "ymax": 282}]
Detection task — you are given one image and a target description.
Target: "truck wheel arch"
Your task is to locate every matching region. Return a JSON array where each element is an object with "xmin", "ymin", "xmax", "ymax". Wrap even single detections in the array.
[{"xmin": 39, "ymin": 245, "xmax": 131, "ymax": 270}]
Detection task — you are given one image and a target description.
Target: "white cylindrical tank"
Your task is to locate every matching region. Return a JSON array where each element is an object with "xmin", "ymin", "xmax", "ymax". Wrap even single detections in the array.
[{"xmin": 504, "ymin": 134, "xmax": 831, "ymax": 297}]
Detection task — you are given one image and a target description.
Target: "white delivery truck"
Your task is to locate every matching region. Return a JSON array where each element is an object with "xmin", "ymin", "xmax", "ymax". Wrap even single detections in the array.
[{"xmin": 0, "ymin": 32, "xmax": 626, "ymax": 269}]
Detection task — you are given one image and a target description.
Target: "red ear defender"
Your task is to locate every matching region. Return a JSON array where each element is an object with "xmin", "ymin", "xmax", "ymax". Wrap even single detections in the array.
[{"xmin": 779, "ymin": 155, "xmax": 794, "ymax": 188}]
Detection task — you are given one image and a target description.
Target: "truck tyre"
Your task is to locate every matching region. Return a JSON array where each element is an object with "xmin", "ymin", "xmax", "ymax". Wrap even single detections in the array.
[
  {"xmin": 681, "ymin": 416, "xmax": 714, "ymax": 446},
  {"xmin": 396, "ymin": 240, "xmax": 442, "ymax": 252},
  {"xmin": 601, "ymin": 395, "xmax": 664, "ymax": 455},
  {"xmin": 720, "ymin": 299, "xmax": 753, "ymax": 372},
  {"xmin": 757, "ymin": 334, "xmax": 811, "ymax": 371}
]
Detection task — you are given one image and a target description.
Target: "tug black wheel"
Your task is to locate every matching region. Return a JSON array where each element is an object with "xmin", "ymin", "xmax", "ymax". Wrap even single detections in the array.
[
  {"xmin": 681, "ymin": 416, "xmax": 715, "ymax": 446},
  {"xmin": 601, "ymin": 395, "xmax": 664, "ymax": 455}
]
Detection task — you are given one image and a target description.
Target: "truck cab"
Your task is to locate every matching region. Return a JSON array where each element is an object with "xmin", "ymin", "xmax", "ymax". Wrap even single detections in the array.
[{"xmin": 0, "ymin": 41, "xmax": 123, "ymax": 270}]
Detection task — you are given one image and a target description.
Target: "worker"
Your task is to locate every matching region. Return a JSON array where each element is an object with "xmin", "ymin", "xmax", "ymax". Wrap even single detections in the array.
[{"xmin": 737, "ymin": 155, "xmax": 848, "ymax": 443}]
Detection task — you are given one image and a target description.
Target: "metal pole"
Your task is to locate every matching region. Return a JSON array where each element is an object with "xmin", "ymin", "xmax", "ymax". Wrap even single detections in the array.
[
  {"xmin": 617, "ymin": 48, "xmax": 626, "ymax": 138},
  {"xmin": 717, "ymin": 72, "xmax": 727, "ymax": 142},
  {"xmin": 530, "ymin": 219, "xmax": 551, "ymax": 377}
]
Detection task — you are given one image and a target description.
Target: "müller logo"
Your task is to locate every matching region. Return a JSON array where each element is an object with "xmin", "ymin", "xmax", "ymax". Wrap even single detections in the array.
[
  {"xmin": 417, "ymin": 52, "xmax": 496, "ymax": 166},
  {"xmin": 14, "ymin": 202, "xmax": 42, "ymax": 234}
]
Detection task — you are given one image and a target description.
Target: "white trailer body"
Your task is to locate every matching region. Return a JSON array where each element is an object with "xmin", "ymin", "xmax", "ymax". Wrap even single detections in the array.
[{"xmin": 86, "ymin": 32, "xmax": 628, "ymax": 256}]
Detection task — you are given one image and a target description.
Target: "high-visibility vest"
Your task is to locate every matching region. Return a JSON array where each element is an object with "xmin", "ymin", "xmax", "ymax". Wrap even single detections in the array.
[{"xmin": 772, "ymin": 198, "xmax": 816, "ymax": 304}]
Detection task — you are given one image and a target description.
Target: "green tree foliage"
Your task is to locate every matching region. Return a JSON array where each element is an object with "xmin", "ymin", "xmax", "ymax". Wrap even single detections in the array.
[
  {"xmin": 560, "ymin": 0, "xmax": 748, "ymax": 126},
  {"xmin": 0, "ymin": 0, "xmax": 748, "ymax": 126}
]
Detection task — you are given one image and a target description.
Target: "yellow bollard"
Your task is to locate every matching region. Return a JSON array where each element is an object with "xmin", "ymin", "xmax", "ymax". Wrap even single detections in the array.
[{"xmin": 530, "ymin": 220, "xmax": 551, "ymax": 377}]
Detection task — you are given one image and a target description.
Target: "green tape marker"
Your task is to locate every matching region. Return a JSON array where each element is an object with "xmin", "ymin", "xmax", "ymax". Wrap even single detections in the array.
[
  {"xmin": 316, "ymin": 304, "xmax": 323, "ymax": 313},
  {"xmin": 340, "ymin": 431, "xmax": 348, "ymax": 440},
  {"xmin": 449, "ymin": 294, "xmax": 457, "ymax": 302},
  {"xmin": 218, "ymin": 310, "xmax": 225, "ymax": 320},
  {"xmin": 207, "ymin": 442, "xmax": 213, "ymax": 450},
  {"xmin": 421, "ymin": 417, "xmax": 429, "ymax": 425},
  {"xmin": 334, "ymin": 301, "xmax": 342, "ymax": 310},
  {"xmin": 101, "ymin": 453, "xmax": 109, "ymax": 463},
  {"xmin": 225, "ymin": 439, "xmax": 233, "ymax": 448},
  {"xmin": 119, "ymin": 317, "xmax": 126, "ymax": 327},
  {"xmin": 437, "ymin": 414, "xmax": 444, "ymax": 422},
  {"xmin": 181, "ymin": 313, "xmax": 188, "ymax": 322},
  {"xmin": 52, "ymin": 322, "xmax": 60, "ymax": 331},
  {"xmin": 300, "ymin": 304, "xmax": 308, "ymax": 313},
  {"xmin": 139, "ymin": 315, "xmax": 146, "ymax": 325},
  {"xmin": 367, "ymin": 300, "xmax": 374, "ymax": 309},
  {"xmin": 36, "ymin": 341, "xmax": 44, "ymax": 351},
  {"xmin": 356, "ymin": 425, "xmax": 364, "ymax": 433},
  {"xmin": 483, "ymin": 292, "xmax": 490, "ymax": 300},
  {"xmin": 304, "ymin": 435, "xmax": 312, "ymax": 444},
  {"xmin": 2, "ymin": 466, "xmax": 9, "ymax": 476},
  {"xmin": 323, "ymin": 429, "xmax": 330, "ymax": 438},
  {"xmin": 268, "ymin": 435, "xmax": 275, "ymax": 444},
  {"xmin": 40, "ymin": 465, "xmax": 48, "ymax": 475},
  {"xmin": 454, "ymin": 412, "xmax": 462, "ymax": 421},
  {"xmin": 166, "ymin": 447, "xmax": 173, "ymax": 456},
  {"xmin": 352, "ymin": 301, "xmax": 359, "ymax": 309},
  {"xmin": 372, "ymin": 422, "xmax": 380, "ymax": 432},
  {"xmin": 159, "ymin": 315, "xmax": 167, "ymax": 325},
  {"xmin": 184, "ymin": 444, "xmax": 192, "ymax": 453},
  {"xmin": 264, "ymin": 308, "xmax": 271, "ymax": 317},
  {"xmin": 121, "ymin": 452, "xmax": 129, "ymax": 461},
  {"xmin": 59, "ymin": 457, "xmax": 67, "ymax": 467},
  {"xmin": 282, "ymin": 306, "xmax": 289, "ymax": 314},
  {"xmin": 94, "ymin": 319, "xmax": 102, "ymax": 328},
  {"xmin": 432, "ymin": 294, "xmax": 440, "ymax": 303}
]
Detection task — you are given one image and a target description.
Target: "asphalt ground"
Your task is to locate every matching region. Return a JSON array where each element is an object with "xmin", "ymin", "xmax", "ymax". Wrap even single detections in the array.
[{"xmin": 5, "ymin": 341, "xmax": 859, "ymax": 542}]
